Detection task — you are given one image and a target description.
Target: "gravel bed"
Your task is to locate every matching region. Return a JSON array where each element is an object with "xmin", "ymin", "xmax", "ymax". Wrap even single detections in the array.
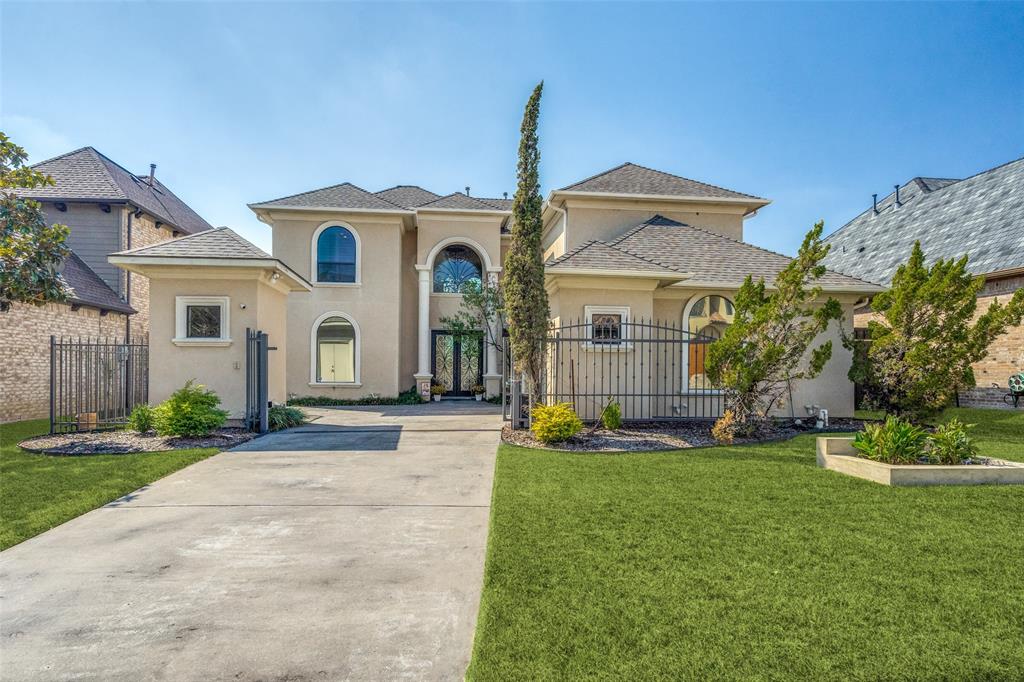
[
  {"xmin": 19, "ymin": 429, "xmax": 256, "ymax": 455},
  {"xmin": 502, "ymin": 419, "xmax": 865, "ymax": 452}
]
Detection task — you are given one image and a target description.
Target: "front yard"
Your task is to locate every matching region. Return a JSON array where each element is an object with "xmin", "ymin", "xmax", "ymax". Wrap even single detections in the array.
[
  {"xmin": 0, "ymin": 420, "xmax": 218, "ymax": 550},
  {"xmin": 468, "ymin": 408, "xmax": 1024, "ymax": 680}
]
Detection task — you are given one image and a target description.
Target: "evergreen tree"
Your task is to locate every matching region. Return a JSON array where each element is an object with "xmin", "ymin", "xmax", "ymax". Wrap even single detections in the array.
[
  {"xmin": 501, "ymin": 82, "xmax": 548, "ymax": 391},
  {"xmin": 847, "ymin": 241, "xmax": 1024, "ymax": 421}
]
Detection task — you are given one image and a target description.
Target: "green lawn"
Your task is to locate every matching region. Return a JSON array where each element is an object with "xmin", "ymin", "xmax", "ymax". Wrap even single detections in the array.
[
  {"xmin": 468, "ymin": 408, "xmax": 1024, "ymax": 681},
  {"xmin": 0, "ymin": 419, "xmax": 218, "ymax": 550}
]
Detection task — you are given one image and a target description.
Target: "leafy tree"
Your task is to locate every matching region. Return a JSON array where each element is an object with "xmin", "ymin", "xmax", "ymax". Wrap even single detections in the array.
[
  {"xmin": 439, "ymin": 277, "xmax": 504, "ymax": 371},
  {"xmin": 705, "ymin": 222, "xmax": 842, "ymax": 429},
  {"xmin": 846, "ymin": 241, "xmax": 1024, "ymax": 421},
  {"xmin": 0, "ymin": 132, "xmax": 70, "ymax": 312},
  {"xmin": 502, "ymin": 81, "xmax": 548, "ymax": 392}
]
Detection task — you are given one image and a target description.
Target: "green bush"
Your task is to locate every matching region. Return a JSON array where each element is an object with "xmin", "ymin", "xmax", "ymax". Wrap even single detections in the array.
[
  {"xmin": 127, "ymin": 404, "xmax": 155, "ymax": 433},
  {"xmin": 531, "ymin": 402, "xmax": 584, "ymax": 443},
  {"xmin": 600, "ymin": 399, "xmax": 622, "ymax": 430},
  {"xmin": 852, "ymin": 416, "xmax": 929, "ymax": 464},
  {"xmin": 928, "ymin": 417, "xmax": 979, "ymax": 464},
  {"xmin": 288, "ymin": 387, "xmax": 421, "ymax": 406},
  {"xmin": 153, "ymin": 380, "xmax": 229, "ymax": 437},
  {"xmin": 268, "ymin": 405, "xmax": 307, "ymax": 432}
]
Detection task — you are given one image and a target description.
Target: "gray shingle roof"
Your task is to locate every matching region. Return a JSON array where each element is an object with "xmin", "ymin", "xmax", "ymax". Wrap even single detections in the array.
[
  {"xmin": 373, "ymin": 185, "xmax": 440, "ymax": 209},
  {"xmin": 558, "ymin": 162, "xmax": 768, "ymax": 202},
  {"xmin": 823, "ymin": 156, "xmax": 1024, "ymax": 285},
  {"xmin": 250, "ymin": 182, "xmax": 409, "ymax": 212},
  {"xmin": 479, "ymin": 197, "xmax": 513, "ymax": 211},
  {"xmin": 547, "ymin": 239, "xmax": 689, "ymax": 275},
  {"xmin": 13, "ymin": 147, "xmax": 213, "ymax": 235},
  {"xmin": 418, "ymin": 192, "xmax": 505, "ymax": 211},
  {"xmin": 114, "ymin": 226, "xmax": 271, "ymax": 259},
  {"xmin": 61, "ymin": 251, "xmax": 135, "ymax": 314},
  {"xmin": 562, "ymin": 215, "xmax": 878, "ymax": 290}
]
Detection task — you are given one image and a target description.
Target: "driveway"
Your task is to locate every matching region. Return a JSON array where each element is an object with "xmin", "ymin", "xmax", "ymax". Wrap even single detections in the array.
[{"xmin": 0, "ymin": 402, "xmax": 502, "ymax": 681}]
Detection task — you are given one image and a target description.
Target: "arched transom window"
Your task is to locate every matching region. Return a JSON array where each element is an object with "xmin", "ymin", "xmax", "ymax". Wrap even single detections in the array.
[
  {"xmin": 316, "ymin": 225, "xmax": 357, "ymax": 283},
  {"xmin": 315, "ymin": 315, "xmax": 357, "ymax": 383},
  {"xmin": 686, "ymin": 295, "xmax": 735, "ymax": 390},
  {"xmin": 433, "ymin": 245, "xmax": 482, "ymax": 293}
]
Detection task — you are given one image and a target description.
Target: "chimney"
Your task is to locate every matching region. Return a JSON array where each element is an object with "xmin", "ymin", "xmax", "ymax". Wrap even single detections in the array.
[
  {"xmin": 148, "ymin": 164, "xmax": 157, "ymax": 187},
  {"xmin": 465, "ymin": 186, "xmax": 470, "ymax": 196},
  {"xmin": 893, "ymin": 184, "xmax": 901, "ymax": 209},
  {"xmin": 872, "ymin": 194, "xmax": 878, "ymax": 215}
]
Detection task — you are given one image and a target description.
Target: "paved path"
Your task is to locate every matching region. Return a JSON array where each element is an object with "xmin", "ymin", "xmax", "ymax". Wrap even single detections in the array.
[{"xmin": 0, "ymin": 402, "xmax": 502, "ymax": 681}]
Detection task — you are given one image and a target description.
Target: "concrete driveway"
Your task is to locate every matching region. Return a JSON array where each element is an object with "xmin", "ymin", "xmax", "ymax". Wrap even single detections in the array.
[{"xmin": 0, "ymin": 402, "xmax": 502, "ymax": 681}]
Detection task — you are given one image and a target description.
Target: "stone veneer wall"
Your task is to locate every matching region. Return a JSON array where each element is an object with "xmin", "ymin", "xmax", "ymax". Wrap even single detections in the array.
[{"xmin": 0, "ymin": 302, "xmax": 128, "ymax": 423}]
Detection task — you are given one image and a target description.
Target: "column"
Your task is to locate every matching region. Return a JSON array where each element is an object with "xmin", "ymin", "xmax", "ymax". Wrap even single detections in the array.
[
  {"xmin": 414, "ymin": 265, "xmax": 432, "ymax": 399},
  {"xmin": 483, "ymin": 269, "xmax": 502, "ymax": 397}
]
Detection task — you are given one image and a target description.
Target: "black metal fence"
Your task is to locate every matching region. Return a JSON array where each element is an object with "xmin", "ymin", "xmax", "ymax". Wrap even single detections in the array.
[
  {"xmin": 49, "ymin": 336, "xmax": 149, "ymax": 434},
  {"xmin": 245, "ymin": 328, "xmax": 269, "ymax": 433},
  {"xmin": 506, "ymin": 318, "xmax": 725, "ymax": 425}
]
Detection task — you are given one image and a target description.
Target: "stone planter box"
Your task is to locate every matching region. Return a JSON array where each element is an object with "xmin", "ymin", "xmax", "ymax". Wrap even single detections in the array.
[{"xmin": 816, "ymin": 437, "xmax": 1024, "ymax": 486}]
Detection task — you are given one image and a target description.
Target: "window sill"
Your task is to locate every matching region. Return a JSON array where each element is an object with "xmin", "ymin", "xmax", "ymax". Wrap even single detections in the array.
[
  {"xmin": 308, "ymin": 382, "xmax": 363, "ymax": 388},
  {"xmin": 313, "ymin": 282, "xmax": 362, "ymax": 288},
  {"xmin": 172, "ymin": 338, "xmax": 233, "ymax": 347},
  {"xmin": 582, "ymin": 342, "xmax": 634, "ymax": 352}
]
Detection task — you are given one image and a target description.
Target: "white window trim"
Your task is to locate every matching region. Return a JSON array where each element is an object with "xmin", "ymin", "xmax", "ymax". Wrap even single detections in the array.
[
  {"xmin": 173, "ymin": 296, "xmax": 231, "ymax": 346},
  {"xmin": 311, "ymin": 221, "xmax": 361, "ymax": 286},
  {"xmin": 681, "ymin": 294, "xmax": 733, "ymax": 393},
  {"xmin": 583, "ymin": 305, "xmax": 632, "ymax": 351},
  {"xmin": 309, "ymin": 310, "xmax": 361, "ymax": 386}
]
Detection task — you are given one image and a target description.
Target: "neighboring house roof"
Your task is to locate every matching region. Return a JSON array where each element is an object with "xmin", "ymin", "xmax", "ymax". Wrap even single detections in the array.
[
  {"xmin": 15, "ymin": 147, "xmax": 213, "ymax": 235},
  {"xmin": 479, "ymin": 197, "xmax": 513, "ymax": 211},
  {"xmin": 113, "ymin": 226, "xmax": 271, "ymax": 259},
  {"xmin": 556, "ymin": 162, "xmax": 768, "ymax": 203},
  {"xmin": 823, "ymin": 156, "xmax": 1024, "ymax": 285},
  {"xmin": 250, "ymin": 182, "xmax": 410, "ymax": 212},
  {"xmin": 417, "ymin": 192, "xmax": 507, "ymax": 211},
  {"xmin": 547, "ymin": 239, "xmax": 689, "ymax": 276},
  {"xmin": 373, "ymin": 185, "xmax": 440, "ymax": 209},
  {"xmin": 548, "ymin": 215, "xmax": 879, "ymax": 291},
  {"xmin": 61, "ymin": 251, "xmax": 135, "ymax": 314}
]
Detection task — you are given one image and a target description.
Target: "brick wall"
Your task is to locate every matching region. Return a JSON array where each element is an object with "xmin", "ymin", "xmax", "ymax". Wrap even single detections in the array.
[
  {"xmin": 122, "ymin": 210, "xmax": 178, "ymax": 340},
  {"xmin": 0, "ymin": 302, "xmax": 127, "ymax": 423}
]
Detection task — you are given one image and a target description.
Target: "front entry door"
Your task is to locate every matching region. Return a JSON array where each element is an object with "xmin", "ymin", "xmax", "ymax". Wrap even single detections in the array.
[{"xmin": 431, "ymin": 331, "xmax": 483, "ymax": 396}]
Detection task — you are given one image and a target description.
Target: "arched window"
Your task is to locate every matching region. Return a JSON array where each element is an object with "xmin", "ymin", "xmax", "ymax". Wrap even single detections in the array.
[
  {"xmin": 433, "ymin": 245, "xmax": 482, "ymax": 293},
  {"xmin": 685, "ymin": 295, "xmax": 735, "ymax": 390},
  {"xmin": 314, "ymin": 314, "xmax": 358, "ymax": 383},
  {"xmin": 316, "ymin": 225, "xmax": 357, "ymax": 283}
]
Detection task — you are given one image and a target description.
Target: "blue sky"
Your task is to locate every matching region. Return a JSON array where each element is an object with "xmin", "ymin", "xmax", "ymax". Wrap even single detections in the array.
[{"xmin": 2, "ymin": 2, "xmax": 1022, "ymax": 254}]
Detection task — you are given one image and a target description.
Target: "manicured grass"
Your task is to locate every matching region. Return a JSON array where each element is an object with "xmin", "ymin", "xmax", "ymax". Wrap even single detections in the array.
[
  {"xmin": 468, "ymin": 408, "xmax": 1024, "ymax": 680},
  {"xmin": 0, "ymin": 419, "xmax": 218, "ymax": 550}
]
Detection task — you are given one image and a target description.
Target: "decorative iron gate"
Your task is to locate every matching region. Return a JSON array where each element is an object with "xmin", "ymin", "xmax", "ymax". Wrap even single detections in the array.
[
  {"xmin": 49, "ymin": 336, "xmax": 149, "ymax": 434},
  {"xmin": 245, "ymin": 328, "xmax": 269, "ymax": 433},
  {"xmin": 512, "ymin": 318, "xmax": 724, "ymax": 424}
]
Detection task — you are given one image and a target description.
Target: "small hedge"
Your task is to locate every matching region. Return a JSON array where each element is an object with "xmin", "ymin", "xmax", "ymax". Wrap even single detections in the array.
[
  {"xmin": 127, "ymin": 404, "xmax": 156, "ymax": 433},
  {"xmin": 288, "ymin": 386, "xmax": 422, "ymax": 407},
  {"xmin": 153, "ymin": 380, "xmax": 229, "ymax": 437},
  {"xmin": 531, "ymin": 402, "xmax": 584, "ymax": 443},
  {"xmin": 268, "ymin": 405, "xmax": 307, "ymax": 432}
]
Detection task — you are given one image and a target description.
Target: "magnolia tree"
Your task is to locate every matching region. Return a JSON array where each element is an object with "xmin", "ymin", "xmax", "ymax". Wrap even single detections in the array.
[
  {"xmin": 1, "ymin": 132, "xmax": 70, "ymax": 312},
  {"xmin": 705, "ymin": 222, "xmax": 842, "ymax": 432},
  {"xmin": 845, "ymin": 241, "xmax": 1024, "ymax": 422}
]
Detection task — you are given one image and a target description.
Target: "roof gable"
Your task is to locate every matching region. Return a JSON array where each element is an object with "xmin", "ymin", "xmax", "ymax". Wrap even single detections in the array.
[
  {"xmin": 251, "ymin": 182, "xmax": 409, "ymax": 212},
  {"xmin": 558, "ymin": 162, "xmax": 767, "ymax": 202}
]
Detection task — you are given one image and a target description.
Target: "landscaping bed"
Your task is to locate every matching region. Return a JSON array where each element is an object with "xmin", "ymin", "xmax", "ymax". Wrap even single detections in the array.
[
  {"xmin": 502, "ymin": 418, "xmax": 864, "ymax": 452},
  {"xmin": 19, "ymin": 428, "xmax": 255, "ymax": 455}
]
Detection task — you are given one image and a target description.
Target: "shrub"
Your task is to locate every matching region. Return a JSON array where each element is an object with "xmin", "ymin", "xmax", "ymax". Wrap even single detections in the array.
[
  {"xmin": 268, "ymin": 405, "xmax": 307, "ymax": 432},
  {"xmin": 852, "ymin": 416, "xmax": 928, "ymax": 464},
  {"xmin": 711, "ymin": 409, "xmax": 737, "ymax": 444},
  {"xmin": 928, "ymin": 418, "xmax": 979, "ymax": 464},
  {"xmin": 430, "ymin": 384, "xmax": 446, "ymax": 396},
  {"xmin": 153, "ymin": 380, "xmax": 229, "ymax": 437},
  {"xmin": 600, "ymin": 399, "xmax": 622, "ymax": 430},
  {"xmin": 531, "ymin": 402, "xmax": 583, "ymax": 443},
  {"xmin": 287, "ymin": 387, "xmax": 421, "ymax": 406},
  {"xmin": 127, "ymin": 404, "xmax": 155, "ymax": 433}
]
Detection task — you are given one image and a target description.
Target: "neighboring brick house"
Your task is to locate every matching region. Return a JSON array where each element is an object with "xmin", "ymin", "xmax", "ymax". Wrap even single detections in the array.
[
  {"xmin": 823, "ymin": 156, "xmax": 1024, "ymax": 409},
  {"xmin": 0, "ymin": 147, "xmax": 212, "ymax": 423}
]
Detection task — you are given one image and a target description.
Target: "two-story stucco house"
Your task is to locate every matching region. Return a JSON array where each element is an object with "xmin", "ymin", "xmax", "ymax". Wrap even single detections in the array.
[{"xmin": 109, "ymin": 162, "xmax": 881, "ymax": 421}]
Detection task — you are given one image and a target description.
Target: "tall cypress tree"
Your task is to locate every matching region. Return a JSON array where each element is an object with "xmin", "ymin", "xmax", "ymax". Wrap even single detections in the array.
[{"xmin": 502, "ymin": 82, "xmax": 548, "ymax": 392}]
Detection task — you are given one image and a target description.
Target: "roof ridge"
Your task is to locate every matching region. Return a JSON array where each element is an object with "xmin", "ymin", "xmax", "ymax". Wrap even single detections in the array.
[
  {"xmin": 624, "ymin": 161, "xmax": 767, "ymax": 201},
  {"xmin": 253, "ymin": 181, "xmax": 407, "ymax": 210},
  {"xmin": 117, "ymin": 225, "xmax": 230, "ymax": 255},
  {"xmin": 602, "ymin": 240, "xmax": 687, "ymax": 273},
  {"xmin": 33, "ymin": 146, "xmax": 129, "ymax": 200},
  {"xmin": 418, "ymin": 191, "xmax": 498, "ymax": 210},
  {"xmin": 29, "ymin": 146, "xmax": 97, "ymax": 167},
  {"xmin": 556, "ymin": 162, "xmax": 632, "ymax": 191},
  {"xmin": 548, "ymin": 237, "xmax": 685, "ymax": 274},
  {"xmin": 375, "ymin": 184, "xmax": 439, "ymax": 194}
]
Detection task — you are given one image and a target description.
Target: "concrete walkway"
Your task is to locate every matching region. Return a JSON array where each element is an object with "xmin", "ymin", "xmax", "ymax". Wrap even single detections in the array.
[{"xmin": 0, "ymin": 402, "xmax": 502, "ymax": 681}]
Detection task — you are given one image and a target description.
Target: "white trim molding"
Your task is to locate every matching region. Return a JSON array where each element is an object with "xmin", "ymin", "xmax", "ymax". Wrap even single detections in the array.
[
  {"xmin": 583, "ymin": 304, "xmax": 632, "ymax": 351},
  {"xmin": 309, "ymin": 310, "xmax": 362, "ymax": 386},
  {"xmin": 174, "ymin": 296, "xmax": 231, "ymax": 346},
  {"xmin": 311, "ymin": 221, "xmax": 362, "ymax": 286},
  {"xmin": 423, "ymin": 235, "xmax": 495, "ymax": 274}
]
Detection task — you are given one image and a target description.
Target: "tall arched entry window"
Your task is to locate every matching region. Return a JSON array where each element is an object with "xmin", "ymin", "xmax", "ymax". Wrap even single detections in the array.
[
  {"xmin": 433, "ymin": 244, "xmax": 482, "ymax": 293},
  {"xmin": 314, "ymin": 224, "xmax": 358, "ymax": 283},
  {"xmin": 684, "ymin": 295, "xmax": 734, "ymax": 390},
  {"xmin": 312, "ymin": 313, "xmax": 359, "ymax": 384}
]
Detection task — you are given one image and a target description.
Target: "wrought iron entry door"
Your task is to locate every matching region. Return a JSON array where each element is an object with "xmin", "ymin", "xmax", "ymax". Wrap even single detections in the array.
[{"xmin": 431, "ymin": 331, "xmax": 483, "ymax": 396}]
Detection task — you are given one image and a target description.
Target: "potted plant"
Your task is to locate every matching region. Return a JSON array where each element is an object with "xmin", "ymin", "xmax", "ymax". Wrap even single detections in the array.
[
  {"xmin": 430, "ymin": 384, "xmax": 445, "ymax": 402},
  {"xmin": 472, "ymin": 384, "xmax": 486, "ymax": 401}
]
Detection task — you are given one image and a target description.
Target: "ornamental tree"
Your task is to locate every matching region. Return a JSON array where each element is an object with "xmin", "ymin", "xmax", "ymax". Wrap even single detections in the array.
[
  {"xmin": 705, "ymin": 221, "xmax": 842, "ymax": 429},
  {"xmin": 439, "ymin": 277, "xmax": 504, "ymax": 371},
  {"xmin": 501, "ymin": 81, "xmax": 549, "ymax": 392},
  {"xmin": 0, "ymin": 132, "xmax": 70, "ymax": 312},
  {"xmin": 845, "ymin": 241, "xmax": 1024, "ymax": 421}
]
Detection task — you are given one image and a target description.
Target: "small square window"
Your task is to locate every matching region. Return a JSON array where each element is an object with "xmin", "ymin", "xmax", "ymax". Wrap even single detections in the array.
[
  {"xmin": 584, "ymin": 306, "xmax": 630, "ymax": 349},
  {"xmin": 175, "ymin": 296, "xmax": 230, "ymax": 345},
  {"xmin": 592, "ymin": 313, "xmax": 622, "ymax": 343},
  {"xmin": 186, "ymin": 305, "xmax": 222, "ymax": 338}
]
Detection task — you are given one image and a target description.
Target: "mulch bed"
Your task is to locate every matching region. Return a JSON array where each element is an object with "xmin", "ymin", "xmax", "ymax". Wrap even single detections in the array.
[
  {"xmin": 502, "ymin": 418, "xmax": 865, "ymax": 452},
  {"xmin": 19, "ymin": 429, "xmax": 256, "ymax": 455}
]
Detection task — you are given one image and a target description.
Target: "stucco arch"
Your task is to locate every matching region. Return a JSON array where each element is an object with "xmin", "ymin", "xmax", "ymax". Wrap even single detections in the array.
[{"xmin": 423, "ymin": 236, "xmax": 495, "ymax": 274}]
